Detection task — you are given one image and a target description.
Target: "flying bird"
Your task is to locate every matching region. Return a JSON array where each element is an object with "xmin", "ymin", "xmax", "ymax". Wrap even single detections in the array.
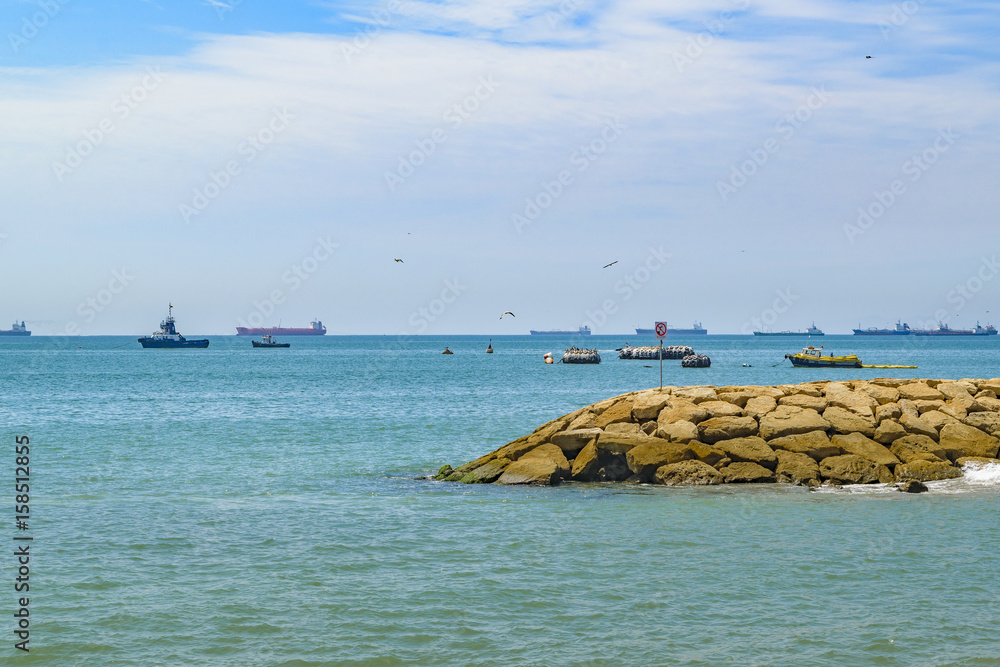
[
  {"xmin": 500, "ymin": 311, "xmax": 515, "ymax": 319},
  {"xmin": 603, "ymin": 261, "xmax": 618, "ymax": 268},
  {"xmin": 866, "ymin": 55, "xmax": 872, "ymax": 59},
  {"xmin": 394, "ymin": 258, "xmax": 404, "ymax": 263}
]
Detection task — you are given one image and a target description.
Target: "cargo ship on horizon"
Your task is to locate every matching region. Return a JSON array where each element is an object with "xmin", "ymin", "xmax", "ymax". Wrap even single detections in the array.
[
  {"xmin": 236, "ymin": 320, "xmax": 326, "ymax": 336},
  {"xmin": 853, "ymin": 320, "xmax": 912, "ymax": 335},
  {"xmin": 0, "ymin": 321, "xmax": 30, "ymax": 336},
  {"xmin": 635, "ymin": 322, "xmax": 707, "ymax": 335},
  {"xmin": 914, "ymin": 322, "xmax": 998, "ymax": 336},
  {"xmin": 754, "ymin": 323, "xmax": 824, "ymax": 336},
  {"xmin": 529, "ymin": 326, "xmax": 591, "ymax": 336}
]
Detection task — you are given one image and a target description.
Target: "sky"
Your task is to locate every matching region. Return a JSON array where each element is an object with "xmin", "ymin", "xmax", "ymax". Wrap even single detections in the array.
[{"xmin": 2, "ymin": 0, "xmax": 999, "ymax": 335}]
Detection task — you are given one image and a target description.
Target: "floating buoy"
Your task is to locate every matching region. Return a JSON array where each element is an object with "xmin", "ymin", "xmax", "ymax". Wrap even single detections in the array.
[
  {"xmin": 543, "ymin": 352, "xmax": 554, "ymax": 364},
  {"xmin": 682, "ymin": 354, "xmax": 711, "ymax": 368},
  {"xmin": 486, "ymin": 339, "xmax": 493, "ymax": 353},
  {"xmin": 442, "ymin": 347, "xmax": 453, "ymax": 355},
  {"xmin": 562, "ymin": 347, "xmax": 601, "ymax": 364}
]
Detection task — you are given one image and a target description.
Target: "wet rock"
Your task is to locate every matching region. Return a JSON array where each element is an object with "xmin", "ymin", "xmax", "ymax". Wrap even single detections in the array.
[
  {"xmin": 894, "ymin": 459, "xmax": 962, "ymax": 483},
  {"xmin": 435, "ymin": 464, "xmax": 453, "ymax": 480},
  {"xmin": 625, "ymin": 441, "xmax": 694, "ymax": 479},
  {"xmin": 688, "ymin": 441, "xmax": 729, "ymax": 467},
  {"xmin": 597, "ymin": 433, "xmax": 660, "ymax": 455},
  {"xmin": 550, "ymin": 428, "xmax": 603, "ymax": 454},
  {"xmin": 571, "ymin": 439, "xmax": 599, "ymax": 481},
  {"xmin": 961, "ymin": 412, "xmax": 1000, "ymax": 437},
  {"xmin": 460, "ymin": 457, "xmax": 511, "ymax": 484},
  {"xmin": 698, "ymin": 416, "xmax": 759, "ymax": 444},
  {"xmin": 819, "ymin": 454, "xmax": 894, "ymax": 484},
  {"xmin": 496, "ymin": 458, "xmax": 559, "ymax": 485},
  {"xmin": 955, "ymin": 456, "xmax": 1000, "ymax": 467},
  {"xmin": 759, "ymin": 405, "xmax": 830, "ymax": 440},
  {"xmin": 719, "ymin": 461, "xmax": 776, "ymax": 483},
  {"xmin": 654, "ymin": 460, "xmax": 724, "ymax": 486},
  {"xmin": 595, "ymin": 452, "xmax": 631, "ymax": 482},
  {"xmin": 520, "ymin": 444, "xmax": 570, "ymax": 479},
  {"xmin": 897, "ymin": 480, "xmax": 928, "ymax": 493}
]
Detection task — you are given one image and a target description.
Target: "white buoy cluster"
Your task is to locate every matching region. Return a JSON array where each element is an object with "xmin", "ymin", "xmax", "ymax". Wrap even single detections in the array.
[
  {"xmin": 562, "ymin": 347, "xmax": 602, "ymax": 364},
  {"xmin": 619, "ymin": 344, "xmax": 694, "ymax": 360}
]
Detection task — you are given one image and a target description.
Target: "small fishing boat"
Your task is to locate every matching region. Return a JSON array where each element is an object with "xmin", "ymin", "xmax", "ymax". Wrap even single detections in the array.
[
  {"xmin": 784, "ymin": 346, "xmax": 861, "ymax": 368},
  {"xmin": 251, "ymin": 333, "xmax": 289, "ymax": 348}
]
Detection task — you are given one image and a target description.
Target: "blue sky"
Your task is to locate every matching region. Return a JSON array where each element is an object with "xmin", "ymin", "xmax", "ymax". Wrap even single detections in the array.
[{"xmin": 2, "ymin": 0, "xmax": 999, "ymax": 335}]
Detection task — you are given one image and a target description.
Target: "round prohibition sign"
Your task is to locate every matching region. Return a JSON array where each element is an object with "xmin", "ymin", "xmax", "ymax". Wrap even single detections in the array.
[{"xmin": 654, "ymin": 322, "xmax": 668, "ymax": 337}]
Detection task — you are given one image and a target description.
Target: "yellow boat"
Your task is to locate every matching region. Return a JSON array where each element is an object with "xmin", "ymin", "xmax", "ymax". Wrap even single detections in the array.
[{"xmin": 785, "ymin": 346, "xmax": 861, "ymax": 368}]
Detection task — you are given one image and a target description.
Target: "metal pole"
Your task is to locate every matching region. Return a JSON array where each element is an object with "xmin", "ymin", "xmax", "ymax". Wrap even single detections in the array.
[{"xmin": 659, "ymin": 340, "xmax": 663, "ymax": 390}]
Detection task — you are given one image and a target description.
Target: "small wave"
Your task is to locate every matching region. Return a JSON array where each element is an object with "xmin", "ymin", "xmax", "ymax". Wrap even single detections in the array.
[{"xmin": 960, "ymin": 461, "xmax": 1000, "ymax": 486}]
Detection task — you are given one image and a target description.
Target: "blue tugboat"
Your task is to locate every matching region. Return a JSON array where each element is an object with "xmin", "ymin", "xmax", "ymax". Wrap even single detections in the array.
[{"xmin": 138, "ymin": 304, "xmax": 209, "ymax": 348}]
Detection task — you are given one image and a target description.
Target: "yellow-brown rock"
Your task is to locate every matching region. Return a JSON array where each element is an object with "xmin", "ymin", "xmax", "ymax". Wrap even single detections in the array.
[
  {"xmin": 767, "ymin": 430, "xmax": 841, "ymax": 462},
  {"xmin": 720, "ymin": 461, "xmax": 776, "ymax": 483},
  {"xmin": 654, "ymin": 460, "xmax": 724, "ymax": 486},
  {"xmin": 898, "ymin": 382, "xmax": 946, "ymax": 401},
  {"xmin": 875, "ymin": 403, "xmax": 902, "ymax": 423},
  {"xmin": 688, "ymin": 441, "xmax": 729, "ymax": 467},
  {"xmin": 873, "ymin": 419, "xmax": 907, "ymax": 445},
  {"xmin": 625, "ymin": 441, "xmax": 695, "ymax": 478},
  {"xmin": 550, "ymin": 428, "xmax": 603, "ymax": 454},
  {"xmin": 899, "ymin": 413, "xmax": 939, "ymax": 440},
  {"xmin": 830, "ymin": 433, "xmax": 900, "ymax": 468},
  {"xmin": 496, "ymin": 458, "xmax": 559, "ymax": 485},
  {"xmin": 571, "ymin": 439, "xmax": 599, "ymax": 480},
  {"xmin": 697, "ymin": 416, "xmax": 759, "ymax": 444},
  {"xmin": 672, "ymin": 386, "xmax": 718, "ymax": 403},
  {"xmin": 521, "ymin": 444, "xmax": 571, "ymax": 479},
  {"xmin": 743, "ymin": 396, "xmax": 778, "ymax": 419},
  {"xmin": 823, "ymin": 406, "xmax": 876, "ymax": 438},
  {"xmin": 775, "ymin": 449, "xmax": 821, "ymax": 485},
  {"xmin": 631, "ymin": 391, "xmax": 672, "ymax": 420},
  {"xmin": 658, "ymin": 400, "xmax": 710, "ymax": 426},
  {"xmin": 713, "ymin": 436, "xmax": 777, "ymax": 469},
  {"xmin": 938, "ymin": 422, "xmax": 1000, "ymax": 459},
  {"xmin": 778, "ymin": 394, "xmax": 828, "ymax": 412},
  {"xmin": 759, "ymin": 405, "xmax": 831, "ymax": 440},
  {"xmin": 594, "ymin": 400, "xmax": 635, "ymax": 429},
  {"xmin": 700, "ymin": 400, "xmax": 745, "ymax": 418},
  {"xmin": 894, "ymin": 460, "xmax": 962, "ymax": 482},
  {"xmin": 656, "ymin": 420, "xmax": 700, "ymax": 443},
  {"xmin": 889, "ymin": 435, "xmax": 948, "ymax": 463},
  {"xmin": 819, "ymin": 455, "xmax": 893, "ymax": 484}
]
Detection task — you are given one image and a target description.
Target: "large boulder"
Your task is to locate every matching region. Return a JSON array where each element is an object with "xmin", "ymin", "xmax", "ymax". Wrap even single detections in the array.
[
  {"xmin": 759, "ymin": 405, "xmax": 831, "ymax": 440},
  {"xmin": 889, "ymin": 434, "xmax": 948, "ymax": 463},
  {"xmin": 720, "ymin": 461, "xmax": 776, "ymax": 483},
  {"xmin": 898, "ymin": 399, "xmax": 920, "ymax": 418},
  {"xmin": 767, "ymin": 430, "xmax": 841, "ymax": 462},
  {"xmin": 825, "ymin": 389, "xmax": 879, "ymax": 416},
  {"xmin": 567, "ymin": 411, "xmax": 596, "ymax": 430},
  {"xmin": 698, "ymin": 416, "xmax": 759, "ymax": 444},
  {"xmin": 459, "ymin": 457, "xmax": 511, "ymax": 484},
  {"xmin": 962, "ymin": 412, "xmax": 1000, "ymax": 437},
  {"xmin": 919, "ymin": 410, "xmax": 961, "ymax": 431},
  {"xmin": 594, "ymin": 400, "xmax": 635, "ymax": 429},
  {"xmin": 496, "ymin": 458, "xmax": 559, "ymax": 485},
  {"xmin": 875, "ymin": 403, "xmax": 903, "ymax": 423},
  {"xmin": 713, "ymin": 436, "xmax": 777, "ymax": 470},
  {"xmin": 597, "ymin": 432, "xmax": 660, "ymax": 455},
  {"xmin": 938, "ymin": 422, "xmax": 1000, "ymax": 459},
  {"xmin": 625, "ymin": 441, "xmax": 694, "ymax": 478},
  {"xmin": 688, "ymin": 441, "xmax": 729, "ymax": 467},
  {"xmin": 873, "ymin": 419, "xmax": 907, "ymax": 445},
  {"xmin": 830, "ymin": 433, "xmax": 899, "ymax": 468},
  {"xmin": 550, "ymin": 428, "xmax": 603, "ymax": 454},
  {"xmin": 654, "ymin": 460, "xmax": 724, "ymax": 485},
  {"xmin": 605, "ymin": 422, "xmax": 645, "ymax": 437},
  {"xmin": 819, "ymin": 455, "xmax": 893, "ymax": 484},
  {"xmin": 631, "ymin": 392, "xmax": 672, "ymax": 420},
  {"xmin": 898, "ymin": 382, "xmax": 946, "ymax": 401},
  {"xmin": 855, "ymin": 382, "xmax": 900, "ymax": 405},
  {"xmin": 775, "ymin": 449, "xmax": 821, "ymax": 485},
  {"xmin": 717, "ymin": 391, "xmax": 755, "ymax": 407},
  {"xmin": 658, "ymin": 400, "xmax": 710, "ymax": 426},
  {"xmin": 672, "ymin": 386, "xmax": 718, "ymax": 403},
  {"xmin": 743, "ymin": 396, "xmax": 778, "ymax": 419},
  {"xmin": 571, "ymin": 439, "xmax": 600, "ymax": 480},
  {"xmin": 520, "ymin": 444, "xmax": 571, "ymax": 479},
  {"xmin": 700, "ymin": 400, "xmax": 745, "ymax": 418},
  {"xmin": 899, "ymin": 413, "xmax": 939, "ymax": 440},
  {"xmin": 936, "ymin": 382, "xmax": 974, "ymax": 400},
  {"xmin": 823, "ymin": 406, "xmax": 877, "ymax": 437},
  {"xmin": 894, "ymin": 460, "xmax": 962, "ymax": 483},
  {"xmin": 778, "ymin": 394, "xmax": 828, "ymax": 412},
  {"xmin": 656, "ymin": 420, "xmax": 700, "ymax": 443}
]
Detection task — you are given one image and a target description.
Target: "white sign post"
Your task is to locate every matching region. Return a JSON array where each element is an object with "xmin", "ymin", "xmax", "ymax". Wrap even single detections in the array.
[{"xmin": 654, "ymin": 322, "xmax": 668, "ymax": 389}]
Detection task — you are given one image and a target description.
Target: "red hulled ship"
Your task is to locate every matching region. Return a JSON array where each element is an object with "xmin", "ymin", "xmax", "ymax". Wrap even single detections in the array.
[{"xmin": 236, "ymin": 320, "xmax": 326, "ymax": 335}]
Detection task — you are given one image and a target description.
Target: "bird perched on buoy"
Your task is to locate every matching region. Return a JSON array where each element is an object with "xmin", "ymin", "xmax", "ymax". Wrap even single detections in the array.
[{"xmin": 500, "ymin": 311, "xmax": 515, "ymax": 319}]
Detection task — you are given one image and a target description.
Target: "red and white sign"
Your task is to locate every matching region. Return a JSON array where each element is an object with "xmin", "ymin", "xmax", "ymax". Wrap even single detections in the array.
[{"xmin": 654, "ymin": 321, "xmax": 668, "ymax": 339}]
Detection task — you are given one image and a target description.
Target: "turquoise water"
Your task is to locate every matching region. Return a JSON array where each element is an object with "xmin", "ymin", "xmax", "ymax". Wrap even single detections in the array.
[{"xmin": 3, "ymin": 334, "xmax": 999, "ymax": 665}]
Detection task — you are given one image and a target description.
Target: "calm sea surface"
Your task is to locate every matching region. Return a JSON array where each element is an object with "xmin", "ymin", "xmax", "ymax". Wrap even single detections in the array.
[{"xmin": 3, "ymin": 334, "xmax": 999, "ymax": 665}]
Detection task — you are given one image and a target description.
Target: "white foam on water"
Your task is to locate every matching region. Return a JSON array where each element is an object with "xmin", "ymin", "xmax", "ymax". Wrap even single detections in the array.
[{"xmin": 959, "ymin": 461, "xmax": 1000, "ymax": 486}]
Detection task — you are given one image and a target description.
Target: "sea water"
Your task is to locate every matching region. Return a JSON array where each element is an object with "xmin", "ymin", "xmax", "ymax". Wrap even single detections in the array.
[{"xmin": 2, "ymin": 334, "xmax": 999, "ymax": 665}]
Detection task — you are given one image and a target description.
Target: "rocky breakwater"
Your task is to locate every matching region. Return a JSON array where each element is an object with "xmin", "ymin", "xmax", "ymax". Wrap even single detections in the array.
[{"xmin": 435, "ymin": 379, "xmax": 1000, "ymax": 488}]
